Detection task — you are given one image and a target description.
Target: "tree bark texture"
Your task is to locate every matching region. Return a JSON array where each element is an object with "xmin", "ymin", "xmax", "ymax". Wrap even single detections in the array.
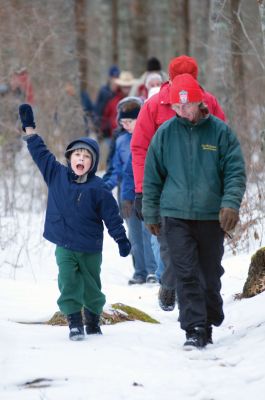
[{"xmin": 0, "ymin": 0, "xmax": 264, "ymax": 162}]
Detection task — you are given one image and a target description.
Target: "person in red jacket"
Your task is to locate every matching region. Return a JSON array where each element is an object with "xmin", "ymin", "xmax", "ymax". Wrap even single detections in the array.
[
  {"xmin": 101, "ymin": 71, "xmax": 136, "ymax": 139},
  {"xmin": 130, "ymin": 55, "xmax": 226, "ymax": 312},
  {"xmin": 10, "ymin": 67, "xmax": 35, "ymax": 105},
  {"xmin": 131, "ymin": 55, "xmax": 226, "ymax": 198}
]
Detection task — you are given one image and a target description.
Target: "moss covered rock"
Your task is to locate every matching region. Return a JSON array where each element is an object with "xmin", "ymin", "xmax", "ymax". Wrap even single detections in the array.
[
  {"xmin": 235, "ymin": 247, "xmax": 265, "ymax": 299},
  {"xmin": 111, "ymin": 303, "xmax": 159, "ymax": 324},
  {"xmin": 46, "ymin": 311, "xmax": 68, "ymax": 326},
  {"xmin": 46, "ymin": 303, "xmax": 159, "ymax": 326}
]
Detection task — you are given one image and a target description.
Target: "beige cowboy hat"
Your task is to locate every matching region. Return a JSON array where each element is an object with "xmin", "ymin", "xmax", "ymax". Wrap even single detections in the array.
[{"xmin": 115, "ymin": 71, "xmax": 136, "ymax": 87}]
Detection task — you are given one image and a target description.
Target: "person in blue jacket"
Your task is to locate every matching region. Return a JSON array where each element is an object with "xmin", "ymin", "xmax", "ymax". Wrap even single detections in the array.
[
  {"xmin": 104, "ymin": 98, "xmax": 158, "ymax": 285},
  {"xmin": 18, "ymin": 104, "xmax": 131, "ymax": 342}
]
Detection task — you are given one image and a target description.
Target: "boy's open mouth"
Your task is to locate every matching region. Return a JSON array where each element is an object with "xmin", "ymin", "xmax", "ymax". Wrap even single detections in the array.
[{"xmin": 76, "ymin": 163, "xmax": 84, "ymax": 171}]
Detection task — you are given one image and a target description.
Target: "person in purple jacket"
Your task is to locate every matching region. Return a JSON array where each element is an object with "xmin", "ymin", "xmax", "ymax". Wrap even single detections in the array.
[{"xmin": 18, "ymin": 104, "xmax": 131, "ymax": 342}]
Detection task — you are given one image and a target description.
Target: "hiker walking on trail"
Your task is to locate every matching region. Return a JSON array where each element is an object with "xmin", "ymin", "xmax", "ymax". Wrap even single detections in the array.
[{"xmin": 142, "ymin": 74, "xmax": 246, "ymax": 349}]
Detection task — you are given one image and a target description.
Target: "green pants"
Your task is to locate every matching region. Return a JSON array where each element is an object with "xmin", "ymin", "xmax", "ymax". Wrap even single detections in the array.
[{"xmin": 55, "ymin": 246, "xmax": 106, "ymax": 315}]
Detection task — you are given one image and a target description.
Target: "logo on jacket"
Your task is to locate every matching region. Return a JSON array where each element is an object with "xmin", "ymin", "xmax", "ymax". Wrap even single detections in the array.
[
  {"xmin": 202, "ymin": 144, "xmax": 217, "ymax": 151},
  {"xmin": 179, "ymin": 90, "xmax": 188, "ymax": 104}
]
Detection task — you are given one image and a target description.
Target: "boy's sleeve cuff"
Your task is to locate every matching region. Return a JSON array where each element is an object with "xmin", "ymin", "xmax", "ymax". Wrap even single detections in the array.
[{"xmin": 22, "ymin": 133, "xmax": 38, "ymax": 141}]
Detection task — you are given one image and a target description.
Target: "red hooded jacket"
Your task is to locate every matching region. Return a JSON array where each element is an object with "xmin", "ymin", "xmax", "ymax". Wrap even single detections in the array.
[
  {"xmin": 101, "ymin": 90, "xmax": 124, "ymax": 137},
  {"xmin": 131, "ymin": 81, "xmax": 226, "ymax": 193},
  {"xmin": 10, "ymin": 70, "xmax": 35, "ymax": 105}
]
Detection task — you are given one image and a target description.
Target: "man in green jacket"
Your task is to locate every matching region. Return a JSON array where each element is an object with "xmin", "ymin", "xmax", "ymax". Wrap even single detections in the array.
[{"xmin": 143, "ymin": 73, "xmax": 246, "ymax": 349}]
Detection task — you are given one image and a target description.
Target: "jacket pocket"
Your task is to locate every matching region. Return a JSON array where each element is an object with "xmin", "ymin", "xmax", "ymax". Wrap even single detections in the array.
[
  {"xmin": 45, "ymin": 214, "xmax": 65, "ymax": 240},
  {"xmin": 46, "ymin": 214, "xmax": 64, "ymax": 224}
]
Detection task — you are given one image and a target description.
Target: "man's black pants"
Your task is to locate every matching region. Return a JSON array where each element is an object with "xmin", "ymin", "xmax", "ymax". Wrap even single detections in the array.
[{"xmin": 161, "ymin": 217, "xmax": 225, "ymax": 331}]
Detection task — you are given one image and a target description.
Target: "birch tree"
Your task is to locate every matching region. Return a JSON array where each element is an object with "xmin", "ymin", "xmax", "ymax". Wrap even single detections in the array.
[
  {"xmin": 258, "ymin": 0, "xmax": 265, "ymax": 55},
  {"xmin": 206, "ymin": 0, "xmax": 234, "ymax": 122},
  {"xmin": 189, "ymin": 0, "xmax": 210, "ymax": 84}
]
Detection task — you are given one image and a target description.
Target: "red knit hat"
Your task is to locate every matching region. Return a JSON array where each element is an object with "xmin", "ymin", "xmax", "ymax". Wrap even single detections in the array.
[
  {"xmin": 168, "ymin": 55, "xmax": 198, "ymax": 81},
  {"xmin": 170, "ymin": 73, "xmax": 203, "ymax": 104}
]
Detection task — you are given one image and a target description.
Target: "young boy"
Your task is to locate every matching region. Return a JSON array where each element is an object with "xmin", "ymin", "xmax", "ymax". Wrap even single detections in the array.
[{"xmin": 19, "ymin": 104, "xmax": 131, "ymax": 341}]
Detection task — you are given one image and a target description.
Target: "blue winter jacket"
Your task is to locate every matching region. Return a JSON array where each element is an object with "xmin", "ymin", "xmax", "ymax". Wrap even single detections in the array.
[
  {"xmin": 102, "ymin": 127, "xmax": 126, "ymax": 183},
  {"xmin": 121, "ymin": 154, "xmax": 135, "ymax": 201},
  {"xmin": 25, "ymin": 134, "xmax": 127, "ymax": 253},
  {"xmin": 104, "ymin": 132, "xmax": 132, "ymax": 191}
]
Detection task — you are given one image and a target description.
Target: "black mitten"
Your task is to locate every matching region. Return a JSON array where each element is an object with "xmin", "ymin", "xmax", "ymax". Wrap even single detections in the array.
[
  {"xmin": 19, "ymin": 104, "xmax": 36, "ymax": 132},
  {"xmin": 116, "ymin": 238, "xmax": 131, "ymax": 257}
]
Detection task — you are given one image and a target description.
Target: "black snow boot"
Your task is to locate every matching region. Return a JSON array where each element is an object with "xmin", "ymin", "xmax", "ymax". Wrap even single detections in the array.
[
  {"xmin": 84, "ymin": 308, "xmax": 102, "ymax": 335},
  {"xmin": 183, "ymin": 327, "xmax": 207, "ymax": 349},
  {"xmin": 158, "ymin": 286, "xmax": 177, "ymax": 311},
  {"xmin": 67, "ymin": 311, "xmax": 85, "ymax": 341},
  {"xmin": 206, "ymin": 325, "xmax": 213, "ymax": 344}
]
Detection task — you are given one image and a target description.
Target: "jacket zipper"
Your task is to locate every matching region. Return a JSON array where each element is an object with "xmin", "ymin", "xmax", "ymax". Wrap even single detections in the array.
[
  {"xmin": 77, "ymin": 192, "xmax": 82, "ymax": 205},
  {"xmin": 188, "ymin": 128, "xmax": 193, "ymax": 212}
]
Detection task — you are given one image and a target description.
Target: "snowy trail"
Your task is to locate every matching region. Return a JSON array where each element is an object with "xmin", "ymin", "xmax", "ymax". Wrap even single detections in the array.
[{"xmin": 1, "ymin": 223, "xmax": 265, "ymax": 399}]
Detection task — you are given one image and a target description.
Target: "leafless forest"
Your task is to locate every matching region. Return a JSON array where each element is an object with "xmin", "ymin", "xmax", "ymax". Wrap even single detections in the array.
[{"xmin": 0, "ymin": 0, "xmax": 265, "ymax": 253}]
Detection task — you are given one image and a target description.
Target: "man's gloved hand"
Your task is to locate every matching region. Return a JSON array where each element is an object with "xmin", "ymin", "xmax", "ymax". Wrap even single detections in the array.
[
  {"xmin": 121, "ymin": 200, "xmax": 133, "ymax": 219},
  {"xmin": 134, "ymin": 193, "xmax": 143, "ymax": 221},
  {"xmin": 219, "ymin": 208, "xmax": 239, "ymax": 232},
  {"xmin": 146, "ymin": 223, "xmax": 161, "ymax": 236},
  {"xmin": 117, "ymin": 238, "xmax": 131, "ymax": 257},
  {"xmin": 19, "ymin": 104, "xmax": 36, "ymax": 132}
]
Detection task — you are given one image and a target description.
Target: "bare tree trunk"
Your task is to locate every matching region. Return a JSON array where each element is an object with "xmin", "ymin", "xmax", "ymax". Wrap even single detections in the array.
[
  {"xmin": 118, "ymin": 0, "xmax": 135, "ymax": 72},
  {"xmin": 183, "ymin": 0, "xmax": 190, "ymax": 54},
  {"xmin": 189, "ymin": 0, "xmax": 210, "ymax": 84},
  {"xmin": 257, "ymin": 0, "xmax": 265, "ymax": 160},
  {"xmin": 74, "ymin": 0, "xmax": 88, "ymax": 92},
  {"xmin": 130, "ymin": 0, "xmax": 148, "ymax": 76},
  {"xmin": 112, "ymin": 0, "xmax": 118, "ymax": 65},
  {"xmin": 168, "ymin": 0, "xmax": 190, "ymax": 56},
  {"xmin": 206, "ymin": 0, "xmax": 234, "ymax": 122},
  {"xmin": 229, "ymin": 0, "xmax": 250, "ymax": 163},
  {"xmin": 258, "ymin": 0, "xmax": 265, "ymax": 56}
]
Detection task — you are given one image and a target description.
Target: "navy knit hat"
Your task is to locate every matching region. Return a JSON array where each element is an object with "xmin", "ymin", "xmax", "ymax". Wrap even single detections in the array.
[
  {"xmin": 116, "ymin": 96, "xmax": 143, "ymax": 124},
  {"xmin": 119, "ymin": 107, "xmax": 140, "ymax": 120},
  {"xmin": 108, "ymin": 65, "xmax": 120, "ymax": 77},
  {"xmin": 65, "ymin": 141, "xmax": 97, "ymax": 170}
]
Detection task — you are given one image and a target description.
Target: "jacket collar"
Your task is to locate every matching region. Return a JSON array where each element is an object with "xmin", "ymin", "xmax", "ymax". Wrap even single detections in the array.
[{"xmin": 175, "ymin": 113, "xmax": 210, "ymax": 128}]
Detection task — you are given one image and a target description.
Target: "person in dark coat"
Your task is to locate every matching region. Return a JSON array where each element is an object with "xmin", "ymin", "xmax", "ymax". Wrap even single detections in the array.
[
  {"xmin": 18, "ymin": 104, "xmax": 131, "ymax": 342},
  {"xmin": 94, "ymin": 65, "xmax": 120, "ymax": 133},
  {"xmin": 143, "ymin": 74, "xmax": 246, "ymax": 349}
]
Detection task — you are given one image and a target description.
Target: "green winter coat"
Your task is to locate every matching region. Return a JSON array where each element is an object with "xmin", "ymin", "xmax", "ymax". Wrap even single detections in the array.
[{"xmin": 143, "ymin": 114, "xmax": 246, "ymax": 224}]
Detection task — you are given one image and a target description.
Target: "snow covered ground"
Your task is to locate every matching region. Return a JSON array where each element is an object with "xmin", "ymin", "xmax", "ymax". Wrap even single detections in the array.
[{"xmin": 1, "ymin": 207, "xmax": 265, "ymax": 400}]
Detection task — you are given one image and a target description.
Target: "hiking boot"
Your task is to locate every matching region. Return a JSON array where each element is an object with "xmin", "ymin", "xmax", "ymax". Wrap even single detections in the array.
[
  {"xmin": 146, "ymin": 274, "xmax": 158, "ymax": 284},
  {"xmin": 84, "ymin": 308, "xmax": 102, "ymax": 335},
  {"xmin": 206, "ymin": 325, "xmax": 213, "ymax": 344},
  {"xmin": 158, "ymin": 286, "xmax": 176, "ymax": 311},
  {"xmin": 69, "ymin": 326, "xmax": 85, "ymax": 341},
  {"xmin": 184, "ymin": 327, "xmax": 207, "ymax": 349},
  {"xmin": 67, "ymin": 311, "xmax": 85, "ymax": 341},
  {"xmin": 128, "ymin": 276, "xmax": 145, "ymax": 285}
]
